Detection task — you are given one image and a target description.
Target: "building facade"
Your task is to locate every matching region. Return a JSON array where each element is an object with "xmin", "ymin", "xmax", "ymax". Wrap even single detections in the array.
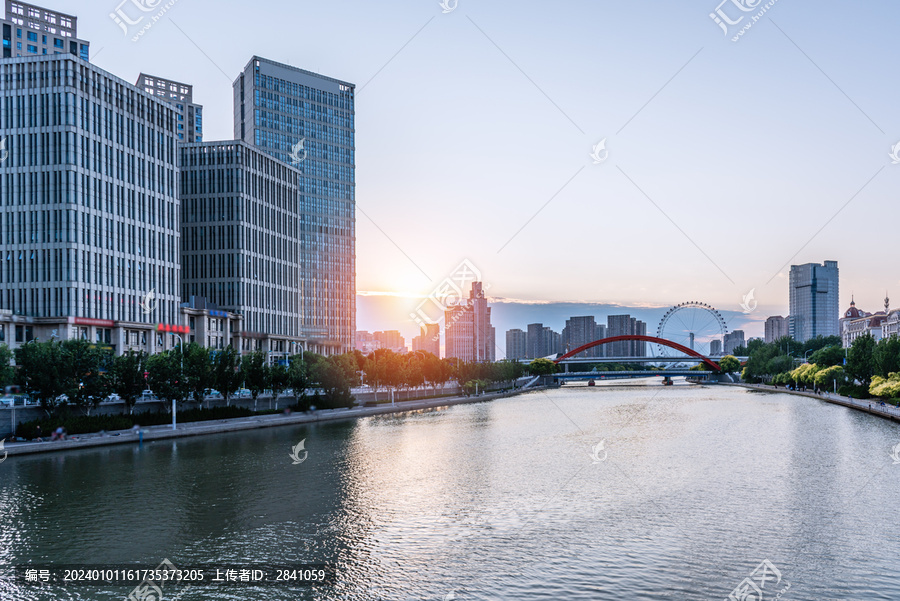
[
  {"xmin": 562, "ymin": 316, "xmax": 605, "ymax": 358},
  {"xmin": 789, "ymin": 261, "xmax": 839, "ymax": 342},
  {"xmin": 412, "ymin": 323, "xmax": 440, "ymax": 357},
  {"xmin": 233, "ymin": 56, "xmax": 355, "ymax": 352},
  {"xmin": 136, "ymin": 73, "xmax": 202, "ymax": 143},
  {"xmin": 1, "ymin": 1, "xmax": 89, "ymax": 61},
  {"xmin": 606, "ymin": 315, "xmax": 647, "ymax": 358},
  {"xmin": 0, "ymin": 54, "xmax": 182, "ymax": 354},
  {"xmin": 764, "ymin": 316, "xmax": 788, "ymax": 344},
  {"xmin": 180, "ymin": 140, "xmax": 334, "ymax": 357},
  {"xmin": 724, "ymin": 330, "xmax": 745, "ymax": 355},
  {"xmin": 709, "ymin": 339, "xmax": 723, "ymax": 357},
  {"xmin": 374, "ymin": 330, "xmax": 406, "ymax": 353},
  {"xmin": 505, "ymin": 328, "xmax": 526, "ymax": 360},
  {"xmin": 445, "ymin": 282, "xmax": 495, "ymax": 362}
]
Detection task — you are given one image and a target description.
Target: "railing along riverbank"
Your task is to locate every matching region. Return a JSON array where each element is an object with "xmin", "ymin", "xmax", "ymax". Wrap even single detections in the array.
[{"xmin": 729, "ymin": 382, "xmax": 900, "ymax": 423}]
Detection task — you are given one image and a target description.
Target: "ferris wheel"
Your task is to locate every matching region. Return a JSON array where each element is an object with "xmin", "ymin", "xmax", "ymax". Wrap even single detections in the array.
[{"xmin": 656, "ymin": 301, "xmax": 728, "ymax": 359}]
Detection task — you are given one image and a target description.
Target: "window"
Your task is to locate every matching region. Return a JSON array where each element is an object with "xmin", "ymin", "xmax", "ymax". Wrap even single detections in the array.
[
  {"xmin": 15, "ymin": 325, "xmax": 23, "ymax": 343},
  {"xmin": 26, "ymin": 31, "xmax": 36, "ymax": 41},
  {"xmin": 80, "ymin": 327, "xmax": 88, "ymax": 340},
  {"xmin": 27, "ymin": 44, "xmax": 36, "ymax": 53},
  {"xmin": 53, "ymin": 38, "xmax": 62, "ymax": 48},
  {"xmin": 16, "ymin": 28, "xmax": 21, "ymax": 38}
]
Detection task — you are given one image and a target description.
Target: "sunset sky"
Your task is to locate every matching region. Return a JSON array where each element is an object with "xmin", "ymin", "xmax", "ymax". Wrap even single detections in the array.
[{"xmin": 66, "ymin": 0, "xmax": 899, "ymax": 352}]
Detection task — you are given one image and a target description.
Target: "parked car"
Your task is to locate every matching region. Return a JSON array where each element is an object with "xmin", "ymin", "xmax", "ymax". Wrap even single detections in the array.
[
  {"xmin": 237, "ymin": 388, "xmax": 251, "ymax": 398},
  {"xmin": 0, "ymin": 395, "xmax": 16, "ymax": 406},
  {"xmin": 140, "ymin": 389, "xmax": 155, "ymax": 401},
  {"xmin": 204, "ymin": 388, "xmax": 222, "ymax": 398}
]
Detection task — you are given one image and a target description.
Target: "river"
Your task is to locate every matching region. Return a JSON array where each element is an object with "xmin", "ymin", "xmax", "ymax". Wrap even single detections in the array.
[{"xmin": 1, "ymin": 381, "xmax": 899, "ymax": 600}]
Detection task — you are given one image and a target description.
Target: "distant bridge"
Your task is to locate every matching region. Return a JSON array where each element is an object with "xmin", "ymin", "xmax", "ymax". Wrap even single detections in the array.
[
  {"xmin": 555, "ymin": 370, "xmax": 713, "ymax": 381},
  {"xmin": 554, "ymin": 335, "xmax": 723, "ymax": 371}
]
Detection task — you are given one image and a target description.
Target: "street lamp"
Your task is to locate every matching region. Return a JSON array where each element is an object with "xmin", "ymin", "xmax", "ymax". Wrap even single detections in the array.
[
  {"xmin": 172, "ymin": 333, "xmax": 183, "ymax": 430},
  {"xmin": 804, "ymin": 349, "xmax": 814, "ymax": 363}
]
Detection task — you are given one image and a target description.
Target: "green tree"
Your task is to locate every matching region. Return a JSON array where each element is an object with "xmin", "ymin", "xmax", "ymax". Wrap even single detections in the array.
[
  {"xmin": 529, "ymin": 358, "xmax": 557, "ymax": 376},
  {"xmin": 241, "ymin": 351, "xmax": 269, "ymax": 410},
  {"xmin": 212, "ymin": 346, "xmax": 242, "ymax": 407},
  {"xmin": 873, "ymin": 336, "xmax": 900, "ymax": 378},
  {"xmin": 0, "ymin": 343, "xmax": 14, "ymax": 388},
  {"xmin": 312, "ymin": 353, "xmax": 357, "ymax": 409},
  {"xmin": 718, "ymin": 355, "xmax": 741, "ymax": 373},
  {"xmin": 269, "ymin": 363, "xmax": 290, "ymax": 410},
  {"xmin": 146, "ymin": 350, "xmax": 187, "ymax": 411},
  {"xmin": 15, "ymin": 341, "xmax": 68, "ymax": 410},
  {"xmin": 59, "ymin": 339, "xmax": 111, "ymax": 414},
  {"xmin": 288, "ymin": 354, "xmax": 312, "ymax": 410},
  {"xmin": 111, "ymin": 351, "xmax": 147, "ymax": 414},
  {"xmin": 846, "ymin": 334, "xmax": 876, "ymax": 387},
  {"xmin": 809, "ymin": 345, "xmax": 845, "ymax": 368},
  {"xmin": 183, "ymin": 342, "xmax": 213, "ymax": 407}
]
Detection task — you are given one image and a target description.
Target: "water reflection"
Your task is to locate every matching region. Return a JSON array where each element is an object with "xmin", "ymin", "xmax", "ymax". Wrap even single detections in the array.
[{"xmin": 0, "ymin": 386, "xmax": 899, "ymax": 600}]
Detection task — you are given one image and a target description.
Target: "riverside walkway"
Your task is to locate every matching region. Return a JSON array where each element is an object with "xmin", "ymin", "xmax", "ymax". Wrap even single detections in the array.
[
  {"xmin": 3, "ymin": 387, "xmax": 545, "ymax": 458},
  {"xmin": 731, "ymin": 383, "xmax": 900, "ymax": 424}
]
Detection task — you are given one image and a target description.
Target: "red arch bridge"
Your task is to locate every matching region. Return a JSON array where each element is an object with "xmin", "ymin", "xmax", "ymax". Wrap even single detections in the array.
[{"xmin": 539, "ymin": 335, "xmax": 747, "ymax": 383}]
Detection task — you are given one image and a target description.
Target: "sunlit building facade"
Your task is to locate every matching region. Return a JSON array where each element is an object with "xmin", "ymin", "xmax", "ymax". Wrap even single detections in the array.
[{"xmin": 445, "ymin": 282, "xmax": 495, "ymax": 362}]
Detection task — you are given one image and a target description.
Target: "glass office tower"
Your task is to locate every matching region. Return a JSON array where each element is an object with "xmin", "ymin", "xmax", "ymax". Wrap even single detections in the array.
[{"xmin": 233, "ymin": 56, "xmax": 355, "ymax": 354}]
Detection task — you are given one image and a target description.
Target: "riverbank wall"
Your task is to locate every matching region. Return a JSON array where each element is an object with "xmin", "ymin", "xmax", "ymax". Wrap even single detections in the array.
[{"xmin": 2, "ymin": 385, "xmax": 550, "ymax": 457}]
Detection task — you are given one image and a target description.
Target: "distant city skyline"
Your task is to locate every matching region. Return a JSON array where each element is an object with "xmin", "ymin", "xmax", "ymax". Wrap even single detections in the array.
[{"xmin": 61, "ymin": 0, "xmax": 898, "ymax": 325}]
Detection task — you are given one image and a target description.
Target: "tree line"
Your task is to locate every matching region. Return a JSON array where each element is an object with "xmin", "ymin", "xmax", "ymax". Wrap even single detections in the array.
[
  {"xmin": 741, "ymin": 334, "xmax": 900, "ymax": 399},
  {"xmin": 1, "ymin": 341, "xmax": 542, "ymax": 416}
]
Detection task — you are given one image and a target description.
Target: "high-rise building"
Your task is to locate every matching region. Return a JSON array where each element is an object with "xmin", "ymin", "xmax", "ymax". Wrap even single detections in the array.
[
  {"xmin": 562, "ymin": 316, "xmax": 605, "ymax": 358},
  {"xmin": 764, "ymin": 316, "xmax": 788, "ymax": 343},
  {"xmin": 374, "ymin": 330, "xmax": 406, "ymax": 353},
  {"xmin": 709, "ymin": 339, "xmax": 723, "ymax": 356},
  {"xmin": 136, "ymin": 73, "xmax": 202, "ymax": 143},
  {"xmin": 606, "ymin": 315, "xmax": 647, "ymax": 357},
  {"xmin": 355, "ymin": 330, "xmax": 379, "ymax": 354},
  {"xmin": 724, "ymin": 330, "xmax": 745, "ymax": 355},
  {"xmin": 445, "ymin": 282, "xmax": 495, "ymax": 362},
  {"xmin": 544, "ymin": 327, "xmax": 562, "ymax": 357},
  {"xmin": 1, "ymin": 1, "xmax": 89, "ymax": 61},
  {"xmin": 526, "ymin": 323, "xmax": 545, "ymax": 358},
  {"xmin": 412, "ymin": 323, "xmax": 440, "ymax": 357},
  {"xmin": 789, "ymin": 261, "xmax": 839, "ymax": 342},
  {"xmin": 0, "ymin": 54, "xmax": 181, "ymax": 353},
  {"xmin": 180, "ymin": 140, "xmax": 332, "ymax": 355},
  {"xmin": 233, "ymin": 56, "xmax": 355, "ymax": 352},
  {"xmin": 506, "ymin": 328, "xmax": 527, "ymax": 360}
]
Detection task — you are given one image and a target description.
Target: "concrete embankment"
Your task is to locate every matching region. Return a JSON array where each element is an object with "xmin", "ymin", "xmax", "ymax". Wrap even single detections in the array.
[
  {"xmin": 2, "ymin": 386, "xmax": 549, "ymax": 457},
  {"xmin": 728, "ymin": 382, "xmax": 900, "ymax": 424}
]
